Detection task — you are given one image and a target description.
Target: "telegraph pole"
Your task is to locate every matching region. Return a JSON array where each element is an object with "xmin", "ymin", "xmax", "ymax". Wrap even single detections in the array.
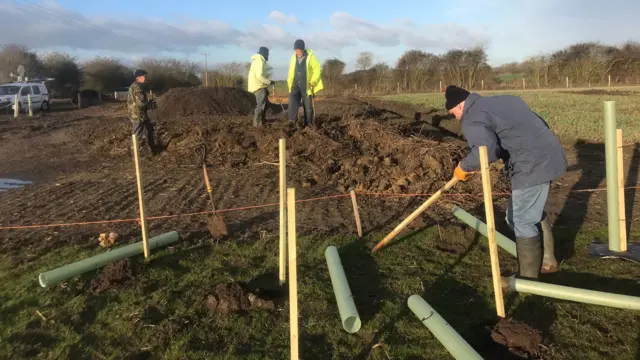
[{"xmin": 201, "ymin": 52, "xmax": 210, "ymax": 87}]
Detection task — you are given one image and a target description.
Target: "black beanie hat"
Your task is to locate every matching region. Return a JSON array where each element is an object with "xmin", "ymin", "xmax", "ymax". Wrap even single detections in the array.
[
  {"xmin": 444, "ymin": 85, "xmax": 470, "ymax": 110},
  {"xmin": 258, "ymin": 46, "xmax": 269, "ymax": 60},
  {"xmin": 294, "ymin": 39, "xmax": 305, "ymax": 50},
  {"xmin": 134, "ymin": 69, "xmax": 147, "ymax": 78}
]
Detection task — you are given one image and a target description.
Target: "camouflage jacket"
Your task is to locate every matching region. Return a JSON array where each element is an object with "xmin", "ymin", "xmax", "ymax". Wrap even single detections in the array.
[{"xmin": 127, "ymin": 81, "xmax": 148, "ymax": 122}]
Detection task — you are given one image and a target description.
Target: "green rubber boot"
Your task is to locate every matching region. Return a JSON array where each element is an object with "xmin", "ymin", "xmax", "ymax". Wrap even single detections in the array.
[
  {"xmin": 540, "ymin": 217, "xmax": 559, "ymax": 273},
  {"xmin": 516, "ymin": 235, "xmax": 542, "ymax": 279}
]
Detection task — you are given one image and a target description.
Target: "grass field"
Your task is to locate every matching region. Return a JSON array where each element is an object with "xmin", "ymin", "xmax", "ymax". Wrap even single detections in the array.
[
  {"xmin": 1, "ymin": 88, "xmax": 640, "ymax": 360},
  {"xmin": 2, "ymin": 225, "xmax": 639, "ymax": 359},
  {"xmin": 382, "ymin": 88, "xmax": 640, "ymax": 142}
]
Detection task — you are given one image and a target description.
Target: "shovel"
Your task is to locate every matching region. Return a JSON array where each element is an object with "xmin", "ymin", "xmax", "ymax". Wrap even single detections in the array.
[
  {"xmin": 371, "ymin": 177, "xmax": 459, "ymax": 253},
  {"xmin": 195, "ymin": 144, "xmax": 229, "ymax": 240}
]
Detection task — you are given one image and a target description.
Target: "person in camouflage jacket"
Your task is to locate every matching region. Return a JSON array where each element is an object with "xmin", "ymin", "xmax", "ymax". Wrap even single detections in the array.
[{"xmin": 128, "ymin": 69, "xmax": 158, "ymax": 154}]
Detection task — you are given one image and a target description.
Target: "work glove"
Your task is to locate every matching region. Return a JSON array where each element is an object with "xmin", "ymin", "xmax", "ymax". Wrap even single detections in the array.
[
  {"xmin": 270, "ymin": 80, "xmax": 276, "ymax": 85},
  {"xmin": 453, "ymin": 163, "xmax": 469, "ymax": 181},
  {"xmin": 309, "ymin": 81, "xmax": 317, "ymax": 88}
]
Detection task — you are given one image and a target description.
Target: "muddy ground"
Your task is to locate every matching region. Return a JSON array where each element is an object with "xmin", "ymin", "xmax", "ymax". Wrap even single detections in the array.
[{"xmin": 0, "ymin": 87, "xmax": 639, "ymax": 359}]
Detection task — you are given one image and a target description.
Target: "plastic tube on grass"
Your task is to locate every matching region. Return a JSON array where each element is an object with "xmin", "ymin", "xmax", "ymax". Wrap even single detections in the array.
[
  {"xmin": 39, "ymin": 231, "xmax": 179, "ymax": 287},
  {"xmin": 325, "ymin": 245, "xmax": 361, "ymax": 333},
  {"xmin": 506, "ymin": 276, "xmax": 640, "ymax": 310},
  {"xmin": 408, "ymin": 295, "xmax": 484, "ymax": 360},
  {"xmin": 452, "ymin": 206, "xmax": 517, "ymax": 257}
]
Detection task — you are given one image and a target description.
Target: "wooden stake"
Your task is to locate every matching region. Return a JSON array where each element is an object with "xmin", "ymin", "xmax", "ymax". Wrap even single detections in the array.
[
  {"xmin": 132, "ymin": 135, "xmax": 150, "ymax": 258},
  {"xmin": 372, "ymin": 178, "xmax": 458, "ymax": 253},
  {"xmin": 14, "ymin": 94, "xmax": 19, "ymax": 118},
  {"xmin": 522, "ymin": 78, "xmax": 526, "ymax": 90},
  {"xmin": 279, "ymin": 139, "xmax": 287, "ymax": 285},
  {"xmin": 27, "ymin": 94, "xmax": 33, "ymax": 116},
  {"xmin": 617, "ymin": 129, "xmax": 627, "ymax": 251},
  {"xmin": 608, "ymin": 75, "xmax": 611, "ymax": 87},
  {"xmin": 287, "ymin": 188, "xmax": 299, "ymax": 360},
  {"xmin": 479, "ymin": 145, "xmax": 505, "ymax": 318},
  {"xmin": 350, "ymin": 190, "xmax": 363, "ymax": 238}
]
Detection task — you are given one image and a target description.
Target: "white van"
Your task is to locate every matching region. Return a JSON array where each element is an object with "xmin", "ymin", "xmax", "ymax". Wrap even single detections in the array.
[{"xmin": 0, "ymin": 82, "xmax": 51, "ymax": 113}]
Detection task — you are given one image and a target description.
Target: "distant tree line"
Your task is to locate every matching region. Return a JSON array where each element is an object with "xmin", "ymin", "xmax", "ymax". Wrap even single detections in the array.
[
  {"xmin": 1, "ymin": 41, "xmax": 639, "ymax": 98},
  {"xmin": 326, "ymin": 41, "xmax": 640, "ymax": 94}
]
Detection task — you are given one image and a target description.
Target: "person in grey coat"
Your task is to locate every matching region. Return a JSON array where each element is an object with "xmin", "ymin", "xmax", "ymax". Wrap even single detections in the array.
[{"xmin": 446, "ymin": 85, "xmax": 567, "ymax": 279}]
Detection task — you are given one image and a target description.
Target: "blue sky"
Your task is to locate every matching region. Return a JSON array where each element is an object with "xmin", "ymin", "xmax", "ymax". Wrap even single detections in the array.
[{"xmin": 1, "ymin": 0, "xmax": 639, "ymax": 79}]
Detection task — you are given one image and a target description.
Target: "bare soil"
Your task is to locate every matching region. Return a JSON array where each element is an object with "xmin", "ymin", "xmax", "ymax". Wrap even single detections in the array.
[
  {"xmin": 205, "ymin": 282, "xmax": 278, "ymax": 313},
  {"xmin": 490, "ymin": 317, "xmax": 544, "ymax": 359},
  {"xmin": 90, "ymin": 259, "xmax": 136, "ymax": 294}
]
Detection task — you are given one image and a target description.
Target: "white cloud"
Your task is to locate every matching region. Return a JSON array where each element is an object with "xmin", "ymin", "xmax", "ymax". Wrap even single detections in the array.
[
  {"xmin": 268, "ymin": 10, "xmax": 300, "ymax": 25},
  {"xmin": 3, "ymin": 0, "xmax": 639, "ymax": 71}
]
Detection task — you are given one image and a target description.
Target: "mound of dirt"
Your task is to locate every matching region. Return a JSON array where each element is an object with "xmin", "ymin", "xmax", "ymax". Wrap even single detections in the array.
[
  {"xmin": 156, "ymin": 87, "xmax": 256, "ymax": 118},
  {"xmin": 91, "ymin": 259, "xmax": 136, "ymax": 293},
  {"xmin": 205, "ymin": 282, "xmax": 276, "ymax": 313},
  {"xmin": 490, "ymin": 318, "xmax": 543, "ymax": 358}
]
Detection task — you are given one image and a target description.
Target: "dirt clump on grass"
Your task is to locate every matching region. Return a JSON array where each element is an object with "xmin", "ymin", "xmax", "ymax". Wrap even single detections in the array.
[
  {"xmin": 90, "ymin": 259, "xmax": 136, "ymax": 293},
  {"xmin": 156, "ymin": 86, "xmax": 256, "ymax": 118},
  {"xmin": 205, "ymin": 282, "xmax": 276, "ymax": 313},
  {"xmin": 490, "ymin": 317, "xmax": 543, "ymax": 358}
]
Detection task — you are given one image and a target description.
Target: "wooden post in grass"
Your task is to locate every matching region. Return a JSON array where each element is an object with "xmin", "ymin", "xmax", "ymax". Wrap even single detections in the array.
[
  {"xmin": 132, "ymin": 135, "xmax": 150, "ymax": 258},
  {"xmin": 617, "ymin": 129, "xmax": 627, "ymax": 251},
  {"xmin": 279, "ymin": 139, "xmax": 287, "ymax": 285},
  {"xmin": 479, "ymin": 145, "xmax": 505, "ymax": 318},
  {"xmin": 481, "ymin": 79, "xmax": 484, "ymax": 90},
  {"xmin": 287, "ymin": 188, "xmax": 299, "ymax": 360},
  {"xmin": 566, "ymin": 76, "xmax": 569, "ymax": 88},
  {"xmin": 609, "ymin": 75, "xmax": 612, "ymax": 87},
  {"xmin": 27, "ymin": 94, "xmax": 32, "ymax": 116},
  {"xmin": 439, "ymin": 80, "xmax": 442, "ymax": 92},
  {"xmin": 350, "ymin": 190, "xmax": 363, "ymax": 238},
  {"xmin": 522, "ymin": 78, "xmax": 526, "ymax": 90},
  {"xmin": 114, "ymin": 91, "xmax": 118, "ymax": 100},
  {"xmin": 397, "ymin": 82, "xmax": 400, "ymax": 94}
]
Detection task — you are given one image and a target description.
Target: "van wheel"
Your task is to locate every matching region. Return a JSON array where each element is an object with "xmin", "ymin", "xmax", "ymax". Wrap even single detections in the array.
[{"xmin": 41, "ymin": 101, "xmax": 50, "ymax": 112}]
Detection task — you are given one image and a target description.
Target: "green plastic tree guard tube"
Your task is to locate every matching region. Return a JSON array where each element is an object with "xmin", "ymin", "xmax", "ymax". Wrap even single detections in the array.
[
  {"xmin": 604, "ymin": 101, "xmax": 621, "ymax": 252},
  {"xmin": 38, "ymin": 231, "xmax": 180, "ymax": 288},
  {"xmin": 408, "ymin": 295, "xmax": 484, "ymax": 360},
  {"xmin": 507, "ymin": 276, "xmax": 640, "ymax": 310},
  {"xmin": 325, "ymin": 246, "xmax": 361, "ymax": 333},
  {"xmin": 451, "ymin": 206, "xmax": 517, "ymax": 257}
]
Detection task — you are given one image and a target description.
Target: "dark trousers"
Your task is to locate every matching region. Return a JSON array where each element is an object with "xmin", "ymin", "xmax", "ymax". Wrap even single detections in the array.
[
  {"xmin": 132, "ymin": 119, "xmax": 157, "ymax": 154},
  {"xmin": 288, "ymin": 83, "xmax": 313, "ymax": 125},
  {"xmin": 253, "ymin": 88, "xmax": 269, "ymax": 126}
]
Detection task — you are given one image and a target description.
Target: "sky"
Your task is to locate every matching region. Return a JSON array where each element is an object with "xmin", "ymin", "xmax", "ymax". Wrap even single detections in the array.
[{"xmin": 1, "ymin": 0, "xmax": 639, "ymax": 79}]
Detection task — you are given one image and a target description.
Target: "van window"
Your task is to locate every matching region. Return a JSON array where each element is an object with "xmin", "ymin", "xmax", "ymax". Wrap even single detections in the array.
[
  {"xmin": 0, "ymin": 86, "xmax": 20, "ymax": 95},
  {"xmin": 20, "ymin": 87, "xmax": 32, "ymax": 96},
  {"xmin": 31, "ymin": 86, "xmax": 41, "ymax": 95}
]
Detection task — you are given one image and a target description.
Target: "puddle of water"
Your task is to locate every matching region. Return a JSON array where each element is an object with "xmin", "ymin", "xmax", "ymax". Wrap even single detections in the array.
[{"xmin": 0, "ymin": 178, "xmax": 33, "ymax": 192}]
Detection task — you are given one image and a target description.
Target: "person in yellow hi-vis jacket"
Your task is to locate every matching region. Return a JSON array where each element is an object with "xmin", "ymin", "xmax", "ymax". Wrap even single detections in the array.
[
  {"xmin": 248, "ymin": 47, "xmax": 275, "ymax": 127},
  {"xmin": 286, "ymin": 39, "xmax": 323, "ymax": 127}
]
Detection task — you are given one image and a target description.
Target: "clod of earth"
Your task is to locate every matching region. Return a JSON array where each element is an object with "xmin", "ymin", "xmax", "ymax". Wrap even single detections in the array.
[
  {"xmin": 205, "ymin": 282, "xmax": 276, "ymax": 313},
  {"xmin": 490, "ymin": 317, "xmax": 543, "ymax": 358},
  {"xmin": 90, "ymin": 259, "xmax": 136, "ymax": 294}
]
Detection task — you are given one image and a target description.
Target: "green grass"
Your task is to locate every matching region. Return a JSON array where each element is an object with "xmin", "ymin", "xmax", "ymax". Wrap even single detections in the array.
[
  {"xmin": 1, "ymin": 224, "xmax": 639, "ymax": 359},
  {"xmin": 381, "ymin": 89, "xmax": 640, "ymax": 143}
]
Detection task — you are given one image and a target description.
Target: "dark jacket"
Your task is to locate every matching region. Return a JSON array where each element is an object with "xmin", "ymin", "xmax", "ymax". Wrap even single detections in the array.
[{"xmin": 459, "ymin": 93, "xmax": 567, "ymax": 190}]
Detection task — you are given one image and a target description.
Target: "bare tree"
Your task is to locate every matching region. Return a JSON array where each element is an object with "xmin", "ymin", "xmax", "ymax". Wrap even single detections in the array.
[
  {"xmin": 135, "ymin": 57, "xmax": 201, "ymax": 94},
  {"xmin": 0, "ymin": 44, "xmax": 44, "ymax": 83},
  {"xmin": 82, "ymin": 57, "xmax": 132, "ymax": 93},
  {"xmin": 42, "ymin": 52, "xmax": 82, "ymax": 98},
  {"xmin": 356, "ymin": 52, "xmax": 374, "ymax": 71}
]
